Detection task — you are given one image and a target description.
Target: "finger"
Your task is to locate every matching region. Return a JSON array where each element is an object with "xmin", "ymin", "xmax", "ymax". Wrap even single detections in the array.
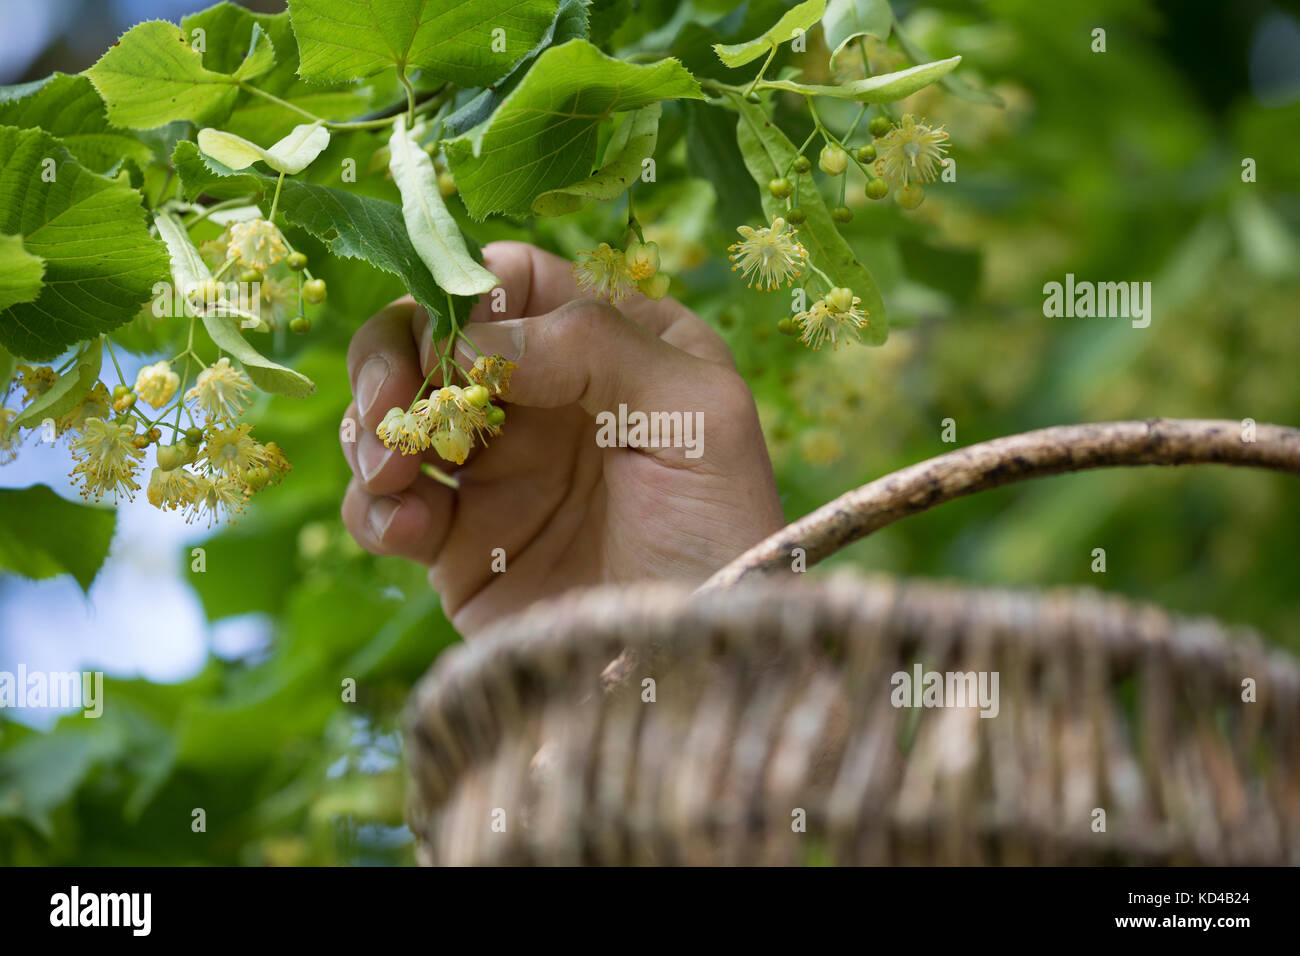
[
  {"xmin": 341, "ymin": 473, "xmax": 455, "ymax": 564},
  {"xmin": 466, "ymin": 241, "xmax": 733, "ymax": 365},
  {"xmin": 346, "ymin": 298, "xmax": 427, "ymax": 430},
  {"xmin": 339, "ymin": 401, "xmax": 424, "ymax": 494}
]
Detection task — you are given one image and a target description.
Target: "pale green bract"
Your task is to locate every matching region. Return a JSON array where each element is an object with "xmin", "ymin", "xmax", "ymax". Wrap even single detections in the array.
[
  {"xmin": 197, "ymin": 122, "xmax": 331, "ymax": 176},
  {"xmin": 713, "ymin": 0, "xmax": 827, "ymax": 68},
  {"xmin": 387, "ymin": 116, "xmax": 497, "ymax": 297},
  {"xmin": 758, "ymin": 56, "xmax": 962, "ymax": 103}
]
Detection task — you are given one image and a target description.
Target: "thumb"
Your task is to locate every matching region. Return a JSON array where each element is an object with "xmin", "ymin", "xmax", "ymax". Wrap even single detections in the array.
[{"xmin": 456, "ymin": 298, "xmax": 704, "ymax": 416}]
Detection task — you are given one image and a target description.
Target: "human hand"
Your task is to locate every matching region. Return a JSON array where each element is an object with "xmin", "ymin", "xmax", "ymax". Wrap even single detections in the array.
[{"xmin": 340, "ymin": 241, "xmax": 784, "ymax": 635}]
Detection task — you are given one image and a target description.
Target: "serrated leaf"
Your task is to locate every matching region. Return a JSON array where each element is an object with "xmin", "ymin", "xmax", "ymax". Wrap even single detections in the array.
[
  {"xmin": 0, "ymin": 126, "xmax": 169, "ymax": 362},
  {"xmin": 713, "ymin": 0, "xmax": 826, "ymax": 68},
  {"xmin": 0, "ymin": 484, "xmax": 117, "ymax": 592},
  {"xmin": 182, "ymin": 3, "xmax": 370, "ymax": 142},
  {"xmin": 7, "ymin": 339, "xmax": 103, "ymax": 435},
  {"xmin": 233, "ymin": 22, "xmax": 276, "ymax": 81},
  {"xmin": 759, "ymin": 55, "xmax": 960, "ymax": 102},
  {"xmin": 389, "ymin": 116, "xmax": 497, "ymax": 296},
  {"xmin": 173, "ymin": 140, "xmax": 461, "ymax": 337},
  {"xmin": 0, "ymin": 73, "xmax": 153, "ymax": 173},
  {"xmin": 734, "ymin": 98, "xmax": 887, "ymax": 345},
  {"xmin": 824, "ymin": 0, "xmax": 893, "ymax": 68},
  {"xmin": 442, "ymin": 0, "xmax": 592, "ymax": 136},
  {"xmin": 286, "ymin": 0, "xmax": 559, "ymax": 87},
  {"xmin": 891, "ymin": 19, "xmax": 1003, "ymax": 107},
  {"xmin": 0, "ymin": 235, "xmax": 44, "ymax": 312},
  {"xmin": 84, "ymin": 20, "xmax": 242, "ymax": 129},
  {"xmin": 532, "ymin": 104, "xmax": 660, "ymax": 216},
  {"xmin": 197, "ymin": 122, "xmax": 330, "ymax": 175},
  {"xmin": 172, "ymin": 139, "xmax": 265, "ymax": 201},
  {"xmin": 446, "ymin": 39, "xmax": 702, "ymax": 220}
]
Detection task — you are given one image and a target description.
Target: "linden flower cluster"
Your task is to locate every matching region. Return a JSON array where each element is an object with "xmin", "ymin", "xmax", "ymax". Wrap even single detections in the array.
[
  {"xmin": 376, "ymin": 354, "xmax": 515, "ymax": 466},
  {"xmin": 4, "ymin": 352, "xmax": 289, "ymax": 525},
  {"xmin": 197, "ymin": 219, "xmax": 323, "ymax": 334},
  {"xmin": 572, "ymin": 240, "xmax": 669, "ymax": 304}
]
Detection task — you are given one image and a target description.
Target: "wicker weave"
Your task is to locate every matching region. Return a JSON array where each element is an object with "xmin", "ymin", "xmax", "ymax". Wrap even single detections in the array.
[{"xmin": 406, "ymin": 575, "xmax": 1300, "ymax": 865}]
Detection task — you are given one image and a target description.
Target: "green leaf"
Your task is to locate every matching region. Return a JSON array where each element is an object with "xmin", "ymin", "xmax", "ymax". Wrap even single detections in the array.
[
  {"xmin": 0, "ymin": 126, "xmax": 168, "ymax": 361},
  {"xmin": 6, "ymin": 339, "xmax": 102, "ymax": 436},
  {"xmin": 172, "ymin": 139, "xmax": 265, "ymax": 201},
  {"xmin": 532, "ymin": 104, "xmax": 661, "ymax": 216},
  {"xmin": 233, "ymin": 23, "xmax": 277, "ymax": 81},
  {"xmin": 286, "ymin": 0, "xmax": 560, "ymax": 87},
  {"xmin": 684, "ymin": 101, "xmax": 763, "ymax": 225},
  {"xmin": 759, "ymin": 55, "xmax": 961, "ymax": 102},
  {"xmin": 0, "ymin": 235, "xmax": 44, "ymax": 312},
  {"xmin": 734, "ymin": 97, "xmax": 887, "ymax": 344},
  {"xmin": 442, "ymin": 0, "xmax": 591, "ymax": 136},
  {"xmin": 891, "ymin": 19, "xmax": 1003, "ymax": 107},
  {"xmin": 84, "ymin": 20, "xmax": 243, "ymax": 129},
  {"xmin": 182, "ymin": 3, "xmax": 370, "ymax": 143},
  {"xmin": 389, "ymin": 116, "xmax": 497, "ymax": 296},
  {"xmin": 824, "ymin": 0, "xmax": 893, "ymax": 68},
  {"xmin": 201, "ymin": 312, "xmax": 316, "ymax": 398},
  {"xmin": 446, "ymin": 39, "xmax": 702, "ymax": 220},
  {"xmin": 0, "ymin": 73, "xmax": 153, "ymax": 173},
  {"xmin": 197, "ymin": 122, "xmax": 330, "ymax": 175},
  {"xmin": 0, "ymin": 484, "xmax": 117, "ymax": 591},
  {"xmin": 713, "ymin": 0, "xmax": 827, "ymax": 68}
]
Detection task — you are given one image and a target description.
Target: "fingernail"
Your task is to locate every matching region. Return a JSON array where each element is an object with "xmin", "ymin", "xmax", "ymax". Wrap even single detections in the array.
[
  {"xmin": 359, "ymin": 435, "xmax": 394, "ymax": 482},
  {"xmin": 459, "ymin": 319, "xmax": 526, "ymax": 365},
  {"xmin": 368, "ymin": 495, "xmax": 401, "ymax": 541},
  {"xmin": 356, "ymin": 356, "xmax": 390, "ymax": 417}
]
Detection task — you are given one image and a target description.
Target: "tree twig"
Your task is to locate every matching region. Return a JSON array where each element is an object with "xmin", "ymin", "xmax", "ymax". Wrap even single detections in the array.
[{"xmin": 702, "ymin": 418, "xmax": 1300, "ymax": 590}]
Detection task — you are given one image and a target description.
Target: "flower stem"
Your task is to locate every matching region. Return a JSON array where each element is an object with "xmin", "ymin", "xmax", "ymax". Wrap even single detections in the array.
[
  {"xmin": 269, "ymin": 171, "xmax": 285, "ymax": 222},
  {"xmin": 744, "ymin": 45, "xmax": 778, "ymax": 97}
]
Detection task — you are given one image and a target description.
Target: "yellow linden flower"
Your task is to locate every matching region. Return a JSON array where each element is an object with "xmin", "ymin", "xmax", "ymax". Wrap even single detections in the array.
[
  {"xmin": 467, "ymin": 354, "xmax": 518, "ymax": 398},
  {"xmin": 227, "ymin": 218, "xmax": 288, "ymax": 271},
  {"xmin": 186, "ymin": 357, "xmax": 253, "ymax": 423},
  {"xmin": 376, "ymin": 404, "xmax": 433, "ymax": 455},
  {"xmin": 133, "ymin": 360, "xmax": 180, "ymax": 409},
  {"xmin": 795, "ymin": 287, "xmax": 869, "ymax": 350},
  {"xmin": 426, "ymin": 385, "xmax": 494, "ymax": 466},
  {"xmin": 572, "ymin": 243, "xmax": 637, "ymax": 304},
  {"xmin": 57, "ymin": 382, "xmax": 113, "ymax": 437},
  {"xmin": 16, "ymin": 365, "xmax": 56, "ymax": 403},
  {"xmin": 69, "ymin": 417, "xmax": 145, "ymax": 502},
  {"xmin": 188, "ymin": 474, "xmax": 249, "ymax": 526},
  {"xmin": 728, "ymin": 217, "xmax": 808, "ymax": 291},
  {"xmin": 200, "ymin": 423, "xmax": 269, "ymax": 478},
  {"xmin": 147, "ymin": 465, "xmax": 201, "ymax": 512},
  {"xmin": 0, "ymin": 408, "xmax": 19, "ymax": 465},
  {"xmin": 624, "ymin": 240, "xmax": 661, "ymax": 280},
  {"xmin": 874, "ymin": 114, "xmax": 949, "ymax": 187}
]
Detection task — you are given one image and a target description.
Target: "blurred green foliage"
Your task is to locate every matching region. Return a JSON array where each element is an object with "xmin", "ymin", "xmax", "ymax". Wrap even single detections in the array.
[{"xmin": 2, "ymin": 0, "xmax": 1299, "ymax": 864}]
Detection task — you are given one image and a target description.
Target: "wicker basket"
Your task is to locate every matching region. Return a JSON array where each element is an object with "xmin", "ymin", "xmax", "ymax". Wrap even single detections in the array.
[{"xmin": 406, "ymin": 576, "xmax": 1300, "ymax": 865}]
